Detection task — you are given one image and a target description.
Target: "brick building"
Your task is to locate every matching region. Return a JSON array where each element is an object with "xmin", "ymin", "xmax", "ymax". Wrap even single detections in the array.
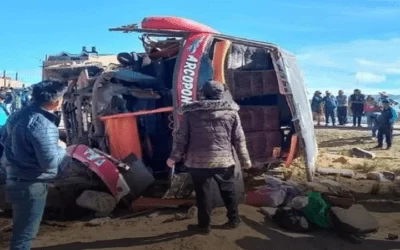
[
  {"xmin": 42, "ymin": 46, "xmax": 118, "ymax": 80},
  {"xmin": 0, "ymin": 74, "xmax": 25, "ymax": 88}
]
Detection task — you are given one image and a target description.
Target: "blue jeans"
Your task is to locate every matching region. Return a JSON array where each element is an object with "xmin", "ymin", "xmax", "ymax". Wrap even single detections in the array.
[
  {"xmin": 372, "ymin": 123, "xmax": 378, "ymax": 137},
  {"xmin": 365, "ymin": 112, "xmax": 374, "ymax": 128},
  {"xmin": 6, "ymin": 180, "xmax": 47, "ymax": 250}
]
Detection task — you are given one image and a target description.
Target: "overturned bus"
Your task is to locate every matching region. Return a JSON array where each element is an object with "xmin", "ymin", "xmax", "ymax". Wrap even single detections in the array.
[{"xmin": 1, "ymin": 16, "xmax": 318, "ymax": 215}]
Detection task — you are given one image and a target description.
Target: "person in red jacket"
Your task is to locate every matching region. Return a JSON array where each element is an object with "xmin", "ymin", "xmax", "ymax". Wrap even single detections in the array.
[{"xmin": 364, "ymin": 96, "xmax": 379, "ymax": 128}]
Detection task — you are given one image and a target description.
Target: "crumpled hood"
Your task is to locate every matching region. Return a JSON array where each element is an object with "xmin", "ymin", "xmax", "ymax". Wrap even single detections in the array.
[{"xmin": 180, "ymin": 100, "xmax": 239, "ymax": 119}]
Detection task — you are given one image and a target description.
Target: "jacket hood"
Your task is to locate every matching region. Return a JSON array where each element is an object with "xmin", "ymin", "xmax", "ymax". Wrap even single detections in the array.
[{"xmin": 181, "ymin": 100, "xmax": 239, "ymax": 119}]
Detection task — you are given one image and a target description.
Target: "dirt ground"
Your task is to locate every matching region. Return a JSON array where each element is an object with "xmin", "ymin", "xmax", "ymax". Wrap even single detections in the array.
[{"xmin": 1, "ymin": 128, "xmax": 400, "ymax": 250}]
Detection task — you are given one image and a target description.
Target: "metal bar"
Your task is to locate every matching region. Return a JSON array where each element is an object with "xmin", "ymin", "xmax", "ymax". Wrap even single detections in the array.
[
  {"xmin": 109, "ymin": 26, "xmax": 188, "ymax": 36},
  {"xmin": 100, "ymin": 106, "xmax": 174, "ymax": 121},
  {"xmin": 213, "ymin": 34, "xmax": 279, "ymax": 51}
]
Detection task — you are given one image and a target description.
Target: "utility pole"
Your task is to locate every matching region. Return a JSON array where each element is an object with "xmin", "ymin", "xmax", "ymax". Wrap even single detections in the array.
[{"xmin": 3, "ymin": 70, "xmax": 5, "ymax": 87}]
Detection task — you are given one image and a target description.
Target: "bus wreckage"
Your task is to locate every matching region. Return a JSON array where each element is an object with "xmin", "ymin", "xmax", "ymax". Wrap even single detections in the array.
[{"xmin": 0, "ymin": 16, "xmax": 317, "ymax": 218}]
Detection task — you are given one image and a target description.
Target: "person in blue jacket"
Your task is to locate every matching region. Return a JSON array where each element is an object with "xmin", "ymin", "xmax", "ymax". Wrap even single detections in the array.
[
  {"xmin": 0, "ymin": 93, "xmax": 9, "ymax": 126},
  {"xmin": 374, "ymin": 99, "xmax": 398, "ymax": 150},
  {"xmin": 0, "ymin": 93, "xmax": 9, "ymax": 159},
  {"xmin": 323, "ymin": 91, "xmax": 338, "ymax": 126},
  {"xmin": 311, "ymin": 91, "xmax": 324, "ymax": 126},
  {"xmin": 1, "ymin": 79, "xmax": 71, "ymax": 250}
]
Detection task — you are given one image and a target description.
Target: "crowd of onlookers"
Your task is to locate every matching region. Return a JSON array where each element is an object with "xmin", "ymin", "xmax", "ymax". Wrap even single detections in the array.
[
  {"xmin": 0, "ymin": 87, "xmax": 31, "ymax": 129},
  {"xmin": 311, "ymin": 89, "xmax": 399, "ymax": 149}
]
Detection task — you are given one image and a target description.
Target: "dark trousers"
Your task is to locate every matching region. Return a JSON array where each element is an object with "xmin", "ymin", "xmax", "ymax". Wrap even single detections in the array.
[
  {"xmin": 352, "ymin": 107, "xmax": 363, "ymax": 126},
  {"xmin": 377, "ymin": 125, "xmax": 393, "ymax": 147},
  {"xmin": 325, "ymin": 108, "xmax": 336, "ymax": 125},
  {"xmin": 189, "ymin": 166, "xmax": 239, "ymax": 227},
  {"xmin": 337, "ymin": 107, "xmax": 348, "ymax": 125}
]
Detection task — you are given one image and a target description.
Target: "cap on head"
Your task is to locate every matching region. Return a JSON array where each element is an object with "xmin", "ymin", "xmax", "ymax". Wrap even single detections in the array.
[
  {"xmin": 202, "ymin": 80, "xmax": 226, "ymax": 100},
  {"xmin": 379, "ymin": 92, "xmax": 388, "ymax": 96}
]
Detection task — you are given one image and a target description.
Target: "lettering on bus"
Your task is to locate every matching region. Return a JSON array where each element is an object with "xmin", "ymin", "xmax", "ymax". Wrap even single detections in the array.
[{"xmin": 180, "ymin": 55, "xmax": 199, "ymax": 105}]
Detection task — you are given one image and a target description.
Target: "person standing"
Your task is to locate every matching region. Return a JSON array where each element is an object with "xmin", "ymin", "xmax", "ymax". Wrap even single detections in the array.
[
  {"xmin": 167, "ymin": 80, "xmax": 251, "ymax": 234},
  {"xmin": 364, "ymin": 96, "xmax": 379, "ymax": 128},
  {"xmin": 336, "ymin": 90, "xmax": 348, "ymax": 125},
  {"xmin": 0, "ymin": 93, "xmax": 9, "ymax": 158},
  {"xmin": 349, "ymin": 89, "xmax": 365, "ymax": 127},
  {"xmin": 13, "ymin": 90, "xmax": 22, "ymax": 112},
  {"xmin": 1, "ymin": 80, "xmax": 71, "ymax": 250},
  {"xmin": 4, "ymin": 89, "xmax": 14, "ymax": 114},
  {"xmin": 323, "ymin": 91, "xmax": 337, "ymax": 126},
  {"xmin": 378, "ymin": 92, "xmax": 398, "ymax": 107},
  {"xmin": 21, "ymin": 89, "xmax": 31, "ymax": 107},
  {"xmin": 375, "ymin": 100, "xmax": 398, "ymax": 150},
  {"xmin": 311, "ymin": 91, "xmax": 324, "ymax": 126},
  {"xmin": 370, "ymin": 113, "xmax": 380, "ymax": 139}
]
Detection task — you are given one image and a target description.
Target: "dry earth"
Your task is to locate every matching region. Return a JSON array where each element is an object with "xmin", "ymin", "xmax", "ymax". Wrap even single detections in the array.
[{"xmin": 1, "ymin": 128, "xmax": 400, "ymax": 250}]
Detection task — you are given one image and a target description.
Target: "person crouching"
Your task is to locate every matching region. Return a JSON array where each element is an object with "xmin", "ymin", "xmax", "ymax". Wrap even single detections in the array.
[
  {"xmin": 167, "ymin": 80, "xmax": 252, "ymax": 234},
  {"xmin": 375, "ymin": 99, "xmax": 398, "ymax": 150}
]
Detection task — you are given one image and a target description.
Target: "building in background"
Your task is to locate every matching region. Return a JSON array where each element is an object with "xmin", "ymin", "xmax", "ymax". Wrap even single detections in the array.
[
  {"xmin": 42, "ymin": 46, "xmax": 118, "ymax": 80},
  {"xmin": 0, "ymin": 71, "xmax": 25, "ymax": 88}
]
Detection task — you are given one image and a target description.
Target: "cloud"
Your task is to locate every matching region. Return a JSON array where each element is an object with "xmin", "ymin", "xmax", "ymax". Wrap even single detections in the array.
[
  {"xmin": 355, "ymin": 58, "xmax": 400, "ymax": 75},
  {"xmin": 296, "ymin": 37, "xmax": 400, "ymax": 94},
  {"xmin": 355, "ymin": 72, "xmax": 386, "ymax": 84}
]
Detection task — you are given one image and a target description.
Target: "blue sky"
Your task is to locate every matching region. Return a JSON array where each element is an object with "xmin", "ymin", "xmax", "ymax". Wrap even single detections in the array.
[{"xmin": 0, "ymin": 0, "xmax": 399, "ymax": 95}]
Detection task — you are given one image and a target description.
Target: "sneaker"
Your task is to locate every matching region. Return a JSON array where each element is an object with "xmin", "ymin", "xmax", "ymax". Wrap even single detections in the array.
[
  {"xmin": 386, "ymin": 146, "xmax": 392, "ymax": 150},
  {"xmin": 373, "ymin": 145, "xmax": 383, "ymax": 149},
  {"xmin": 222, "ymin": 220, "xmax": 241, "ymax": 229},
  {"xmin": 187, "ymin": 225, "xmax": 211, "ymax": 235}
]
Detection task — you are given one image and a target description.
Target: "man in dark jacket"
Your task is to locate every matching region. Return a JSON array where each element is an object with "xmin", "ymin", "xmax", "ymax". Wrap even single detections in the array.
[
  {"xmin": 375, "ymin": 99, "xmax": 398, "ymax": 150},
  {"xmin": 349, "ymin": 89, "xmax": 365, "ymax": 127},
  {"xmin": 167, "ymin": 80, "xmax": 251, "ymax": 234},
  {"xmin": 1, "ymin": 80, "xmax": 70, "ymax": 250}
]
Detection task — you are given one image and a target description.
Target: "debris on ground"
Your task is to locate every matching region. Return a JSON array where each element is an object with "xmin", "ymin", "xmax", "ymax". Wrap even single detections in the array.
[
  {"xmin": 351, "ymin": 147, "xmax": 376, "ymax": 159},
  {"xmin": 332, "ymin": 156, "xmax": 348, "ymax": 164},
  {"xmin": 162, "ymin": 206, "xmax": 198, "ymax": 223},
  {"xmin": 316, "ymin": 167, "xmax": 355, "ymax": 178},
  {"xmin": 0, "ymin": 222, "xmax": 12, "ymax": 233},
  {"xmin": 147, "ymin": 212, "xmax": 160, "ymax": 218},
  {"xmin": 367, "ymin": 171, "xmax": 396, "ymax": 182},
  {"xmin": 84, "ymin": 217, "xmax": 111, "ymax": 227},
  {"xmin": 387, "ymin": 233, "xmax": 399, "ymax": 240},
  {"xmin": 76, "ymin": 190, "xmax": 117, "ymax": 215}
]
